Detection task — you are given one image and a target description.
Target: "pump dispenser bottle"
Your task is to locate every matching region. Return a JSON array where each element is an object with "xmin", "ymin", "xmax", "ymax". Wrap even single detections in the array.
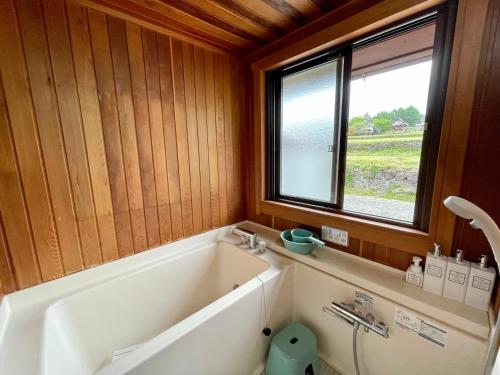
[
  {"xmin": 443, "ymin": 249, "xmax": 470, "ymax": 303},
  {"xmin": 423, "ymin": 243, "xmax": 448, "ymax": 295},
  {"xmin": 464, "ymin": 255, "xmax": 496, "ymax": 311},
  {"xmin": 406, "ymin": 256, "xmax": 424, "ymax": 287}
]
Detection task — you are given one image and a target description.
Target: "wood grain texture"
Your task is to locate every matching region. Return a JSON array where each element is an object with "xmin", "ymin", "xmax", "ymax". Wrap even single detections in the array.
[
  {"xmin": 108, "ymin": 17, "xmax": 148, "ymax": 252},
  {"xmin": 0, "ymin": 215, "xmax": 16, "ymax": 294},
  {"xmin": 88, "ymin": 9, "xmax": 132, "ymax": 260},
  {"xmin": 182, "ymin": 42, "xmax": 204, "ymax": 234},
  {"xmin": 246, "ymin": 0, "xmax": 494, "ymax": 270},
  {"xmin": 204, "ymin": 50, "xmax": 221, "ymax": 228},
  {"xmin": 67, "ymin": 1, "xmax": 117, "ymax": 265},
  {"xmin": 157, "ymin": 34, "xmax": 184, "ymax": 241},
  {"xmin": 249, "ymin": 0, "xmax": 442, "ymax": 69},
  {"xmin": 0, "ymin": 75, "xmax": 41, "ymax": 288},
  {"xmin": 126, "ymin": 22, "xmax": 161, "ymax": 248},
  {"xmin": 79, "ymin": 0, "xmax": 355, "ymax": 54},
  {"xmin": 171, "ymin": 38, "xmax": 195, "ymax": 237},
  {"xmin": 222, "ymin": 56, "xmax": 236, "ymax": 224},
  {"xmin": 432, "ymin": 0, "xmax": 490, "ymax": 253},
  {"xmin": 453, "ymin": 0, "xmax": 500, "ymax": 265},
  {"xmin": 17, "ymin": 0, "xmax": 83, "ymax": 275},
  {"xmin": 142, "ymin": 29, "xmax": 173, "ymax": 244},
  {"xmin": 0, "ymin": 0, "xmax": 63, "ymax": 282},
  {"xmin": 43, "ymin": 0, "xmax": 103, "ymax": 270},
  {"xmin": 0, "ymin": 0, "xmax": 246, "ymax": 296},
  {"xmin": 214, "ymin": 53, "xmax": 229, "ymax": 225},
  {"xmin": 193, "ymin": 46, "xmax": 212, "ymax": 231}
]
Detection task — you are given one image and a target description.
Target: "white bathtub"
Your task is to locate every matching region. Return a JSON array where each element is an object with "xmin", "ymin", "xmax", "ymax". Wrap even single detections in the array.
[{"xmin": 0, "ymin": 225, "xmax": 293, "ymax": 375}]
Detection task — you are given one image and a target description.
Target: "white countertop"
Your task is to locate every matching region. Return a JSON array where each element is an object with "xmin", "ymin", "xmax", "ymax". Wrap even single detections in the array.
[{"xmin": 240, "ymin": 221, "xmax": 491, "ymax": 340}]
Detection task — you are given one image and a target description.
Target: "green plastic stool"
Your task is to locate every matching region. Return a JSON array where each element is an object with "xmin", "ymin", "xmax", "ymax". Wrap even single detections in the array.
[{"xmin": 265, "ymin": 322, "xmax": 319, "ymax": 375}]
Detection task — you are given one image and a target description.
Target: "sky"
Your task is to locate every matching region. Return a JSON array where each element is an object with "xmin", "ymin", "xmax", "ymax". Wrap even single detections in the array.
[
  {"xmin": 281, "ymin": 59, "xmax": 433, "ymax": 127},
  {"xmin": 348, "ymin": 60, "xmax": 433, "ymax": 119}
]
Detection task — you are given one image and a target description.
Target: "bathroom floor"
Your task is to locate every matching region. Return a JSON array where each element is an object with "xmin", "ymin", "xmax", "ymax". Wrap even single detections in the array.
[{"xmin": 260, "ymin": 359, "xmax": 342, "ymax": 375}]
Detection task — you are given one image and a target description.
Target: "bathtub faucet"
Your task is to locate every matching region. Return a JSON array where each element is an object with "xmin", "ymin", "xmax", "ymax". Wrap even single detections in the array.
[{"xmin": 231, "ymin": 226, "xmax": 257, "ymax": 249}]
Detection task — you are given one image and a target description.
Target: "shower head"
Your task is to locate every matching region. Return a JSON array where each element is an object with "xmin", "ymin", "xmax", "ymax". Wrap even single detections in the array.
[{"xmin": 444, "ymin": 196, "xmax": 500, "ymax": 268}]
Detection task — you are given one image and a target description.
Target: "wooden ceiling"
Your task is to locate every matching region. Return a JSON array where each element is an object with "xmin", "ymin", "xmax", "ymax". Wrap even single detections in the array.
[{"xmin": 81, "ymin": 0, "xmax": 352, "ymax": 54}]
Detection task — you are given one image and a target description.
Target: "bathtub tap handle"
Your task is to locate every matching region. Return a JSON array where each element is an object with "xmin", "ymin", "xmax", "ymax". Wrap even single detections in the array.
[
  {"xmin": 257, "ymin": 240, "xmax": 267, "ymax": 254},
  {"xmin": 231, "ymin": 226, "xmax": 257, "ymax": 249}
]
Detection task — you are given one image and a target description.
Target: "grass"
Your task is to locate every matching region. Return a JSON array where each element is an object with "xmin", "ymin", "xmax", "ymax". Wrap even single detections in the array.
[
  {"xmin": 345, "ymin": 132, "xmax": 422, "ymax": 202},
  {"xmin": 346, "ymin": 132, "xmax": 422, "ymax": 171},
  {"xmin": 347, "ymin": 131, "xmax": 423, "ymax": 144},
  {"xmin": 346, "ymin": 148, "xmax": 421, "ymax": 170}
]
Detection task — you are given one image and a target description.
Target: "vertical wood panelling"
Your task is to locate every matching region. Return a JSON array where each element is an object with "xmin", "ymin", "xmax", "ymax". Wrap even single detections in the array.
[
  {"xmin": 231, "ymin": 56, "xmax": 244, "ymax": 221},
  {"xmin": 0, "ymin": 75, "xmax": 41, "ymax": 288},
  {"xmin": 0, "ymin": 0, "xmax": 246, "ymax": 295},
  {"xmin": 0, "ymin": 0, "xmax": 62, "ymax": 282},
  {"xmin": 43, "ymin": 0, "xmax": 103, "ymax": 269},
  {"xmin": 203, "ymin": 50, "xmax": 221, "ymax": 228},
  {"xmin": 157, "ymin": 34, "xmax": 184, "ymax": 240},
  {"xmin": 126, "ymin": 22, "xmax": 161, "ymax": 248},
  {"xmin": 214, "ymin": 53, "xmax": 229, "ymax": 225},
  {"xmin": 108, "ymin": 17, "xmax": 148, "ymax": 253},
  {"xmin": 193, "ymin": 46, "xmax": 212, "ymax": 232},
  {"xmin": 88, "ymin": 9, "xmax": 133, "ymax": 259},
  {"xmin": 182, "ymin": 42, "xmax": 204, "ymax": 234},
  {"xmin": 171, "ymin": 38, "xmax": 195, "ymax": 237},
  {"xmin": 142, "ymin": 29, "xmax": 173, "ymax": 244},
  {"xmin": 17, "ymin": 0, "xmax": 83, "ymax": 275},
  {"xmin": 67, "ymin": 1, "xmax": 117, "ymax": 264},
  {"xmin": 222, "ymin": 56, "xmax": 236, "ymax": 223},
  {"xmin": 0, "ymin": 215, "xmax": 16, "ymax": 294}
]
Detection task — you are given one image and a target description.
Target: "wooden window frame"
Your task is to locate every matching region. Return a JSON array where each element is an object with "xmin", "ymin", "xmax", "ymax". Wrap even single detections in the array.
[
  {"xmin": 266, "ymin": 10, "xmax": 450, "ymax": 230},
  {"xmin": 251, "ymin": 0, "xmax": 490, "ymax": 255}
]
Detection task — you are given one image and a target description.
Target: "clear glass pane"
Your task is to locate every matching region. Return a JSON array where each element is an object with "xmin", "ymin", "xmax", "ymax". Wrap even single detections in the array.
[
  {"xmin": 280, "ymin": 60, "xmax": 340, "ymax": 203},
  {"xmin": 344, "ymin": 22, "xmax": 436, "ymax": 222}
]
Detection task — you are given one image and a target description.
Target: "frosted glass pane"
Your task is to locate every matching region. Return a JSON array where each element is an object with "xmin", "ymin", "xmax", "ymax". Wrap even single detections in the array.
[{"xmin": 280, "ymin": 60, "xmax": 338, "ymax": 203}]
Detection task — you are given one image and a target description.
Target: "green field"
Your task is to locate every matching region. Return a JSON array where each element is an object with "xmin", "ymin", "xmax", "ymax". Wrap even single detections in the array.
[{"xmin": 345, "ymin": 132, "xmax": 423, "ymax": 202}]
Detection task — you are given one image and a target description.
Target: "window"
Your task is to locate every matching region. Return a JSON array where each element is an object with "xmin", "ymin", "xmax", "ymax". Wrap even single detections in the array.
[{"xmin": 267, "ymin": 4, "xmax": 456, "ymax": 229}]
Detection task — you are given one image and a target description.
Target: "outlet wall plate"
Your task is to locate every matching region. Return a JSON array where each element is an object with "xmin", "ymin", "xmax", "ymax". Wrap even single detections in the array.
[{"xmin": 321, "ymin": 225, "xmax": 349, "ymax": 247}]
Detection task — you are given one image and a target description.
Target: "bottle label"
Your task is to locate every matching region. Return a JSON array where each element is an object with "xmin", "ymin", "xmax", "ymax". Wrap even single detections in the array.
[
  {"xmin": 407, "ymin": 273, "xmax": 423, "ymax": 287},
  {"xmin": 426, "ymin": 264, "xmax": 443, "ymax": 278},
  {"xmin": 472, "ymin": 276, "xmax": 492, "ymax": 292},
  {"xmin": 448, "ymin": 270, "xmax": 466, "ymax": 285}
]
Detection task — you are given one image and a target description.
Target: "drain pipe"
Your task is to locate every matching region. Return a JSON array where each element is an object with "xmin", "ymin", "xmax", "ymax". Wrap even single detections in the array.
[{"xmin": 443, "ymin": 196, "xmax": 500, "ymax": 374}]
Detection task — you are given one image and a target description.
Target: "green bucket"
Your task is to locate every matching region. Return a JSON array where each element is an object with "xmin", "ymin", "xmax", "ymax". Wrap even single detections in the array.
[{"xmin": 280, "ymin": 229, "xmax": 320, "ymax": 255}]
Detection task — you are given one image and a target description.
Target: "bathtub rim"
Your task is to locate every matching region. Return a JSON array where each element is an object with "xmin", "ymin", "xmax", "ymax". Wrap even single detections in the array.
[
  {"xmin": 0, "ymin": 223, "xmax": 246, "ymax": 375},
  {"xmin": 94, "ymin": 258, "xmax": 283, "ymax": 375},
  {"xmin": 41, "ymin": 239, "xmax": 275, "ymax": 375},
  {"xmin": 0, "ymin": 223, "xmax": 240, "ymax": 316}
]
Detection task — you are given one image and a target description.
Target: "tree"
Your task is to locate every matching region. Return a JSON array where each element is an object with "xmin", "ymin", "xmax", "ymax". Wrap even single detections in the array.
[
  {"xmin": 348, "ymin": 116, "xmax": 366, "ymax": 135},
  {"xmin": 392, "ymin": 106, "xmax": 423, "ymax": 126},
  {"xmin": 372, "ymin": 111, "xmax": 393, "ymax": 133},
  {"xmin": 372, "ymin": 117, "xmax": 392, "ymax": 133}
]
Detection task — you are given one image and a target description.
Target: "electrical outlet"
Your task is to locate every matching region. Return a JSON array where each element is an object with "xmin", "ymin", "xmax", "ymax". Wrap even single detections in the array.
[{"xmin": 321, "ymin": 225, "xmax": 349, "ymax": 247}]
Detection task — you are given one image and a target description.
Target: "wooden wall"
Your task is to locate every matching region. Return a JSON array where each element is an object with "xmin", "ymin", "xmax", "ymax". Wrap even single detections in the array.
[
  {"xmin": 453, "ymin": 0, "xmax": 500, "ymax": 265},
  {"xmin": 246, "ymin": 0, "xmax": 493, "ymax": 272},
  {"xmin": 0, "ymin": 0, "xmax": 245, "ymax": 295}
]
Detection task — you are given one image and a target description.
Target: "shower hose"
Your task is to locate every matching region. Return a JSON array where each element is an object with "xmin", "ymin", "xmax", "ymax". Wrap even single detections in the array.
[{"xmin": 352, "ymin": 322, "xmax": 361, "ymax": 375}]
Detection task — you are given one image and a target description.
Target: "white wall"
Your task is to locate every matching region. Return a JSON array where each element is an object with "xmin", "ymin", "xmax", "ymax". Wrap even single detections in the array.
[{"xmin": 290, "ymin": 262, "xmax": 488, "ymax": 375}]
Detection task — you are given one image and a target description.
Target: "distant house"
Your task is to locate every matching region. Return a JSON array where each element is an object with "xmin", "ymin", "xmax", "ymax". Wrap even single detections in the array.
[{"xmin": 391, "ymin": 119, "xmax": 409, "ymax": 131}]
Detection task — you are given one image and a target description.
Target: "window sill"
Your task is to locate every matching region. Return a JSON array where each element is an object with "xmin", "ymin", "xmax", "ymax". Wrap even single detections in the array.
[{"xmin": 259, "ymin": 200, "xmax": 433, "ymax": 254}]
